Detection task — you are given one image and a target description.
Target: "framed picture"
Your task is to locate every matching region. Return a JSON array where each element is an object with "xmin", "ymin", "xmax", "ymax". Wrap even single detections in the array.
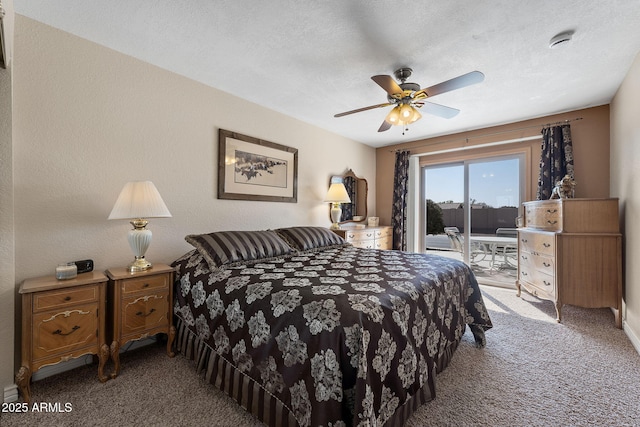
[{"xmin": 218, "ymin": 129, "xmax": 298, "ymax": 203}]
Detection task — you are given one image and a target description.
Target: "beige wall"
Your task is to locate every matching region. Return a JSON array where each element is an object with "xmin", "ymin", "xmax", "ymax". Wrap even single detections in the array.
[
  {"xmin": 0, "ymin": 35, "xmax": 16, "ymax": 402},
  {"xmin": 2, "ymin": 16, "xmax": 376, "ymax": 396},
  {"xmin": 610, "ymin": 52, "xmax": 640, "ymax": 346},
  {"xmin": 376, "ymin": 105, "xmax": 611, "ymax": 226}
]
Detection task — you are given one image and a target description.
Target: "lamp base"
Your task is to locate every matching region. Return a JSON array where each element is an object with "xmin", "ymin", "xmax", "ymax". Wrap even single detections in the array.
[
  {"xmin": 128, "ymin": 256, "xmax": 152, "ymax": 272},
  {"xmin": 127, "ymin": 220, "xmax": 153, "ymax": 272},
  {"xmin": 330, "ymin": 203, "xmax": 342, "ymax": 230}
]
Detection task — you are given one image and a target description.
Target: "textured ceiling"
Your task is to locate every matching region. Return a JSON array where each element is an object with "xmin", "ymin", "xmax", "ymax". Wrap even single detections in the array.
[{"xmin": 14, "ymin": 0, "xmax": 640, "ymax": 147}]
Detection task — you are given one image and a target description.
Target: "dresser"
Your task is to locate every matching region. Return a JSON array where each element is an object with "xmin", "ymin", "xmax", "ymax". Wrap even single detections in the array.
[
  {"xmin": 333, "ymin": 225, "xmax": 393, "ymax": 250},
  {"xmin": 16, "ymin": 272, "xmax": 109, "ymax": 403},
  {"xmin": 106, "ymin": 264, "xmax": 175, "ymax": 379},
  {"xmin": 516, "ymin": 198, "xmax": 622, "ymax": 328}
]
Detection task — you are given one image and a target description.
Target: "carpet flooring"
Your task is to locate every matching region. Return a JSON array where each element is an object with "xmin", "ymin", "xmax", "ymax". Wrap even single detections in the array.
[{"xmin": 3, "ymin": 285, "xmax": 640, "ymax": 427}]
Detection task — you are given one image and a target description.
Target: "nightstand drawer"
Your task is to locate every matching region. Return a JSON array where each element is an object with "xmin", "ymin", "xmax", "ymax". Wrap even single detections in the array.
[
  {"xmin": 32, "ymin": 303, "xmax": 99, "ymax": 360},
  {"xmin": 121, "ymin": 274, "xmax": 169, "ymax": 294},
  {"xmin": 34, "ymin": 286, "xmax": 98, "ymax": 312},
  {"xmin": 121, "ymin": 293, "xmax": 169, "ymax": 337}
]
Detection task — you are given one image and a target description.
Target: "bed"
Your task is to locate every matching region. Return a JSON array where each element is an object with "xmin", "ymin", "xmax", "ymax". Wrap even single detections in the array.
[{"xmin": 171, "ymin": 226, "xmax": 492, "ymax": 426}]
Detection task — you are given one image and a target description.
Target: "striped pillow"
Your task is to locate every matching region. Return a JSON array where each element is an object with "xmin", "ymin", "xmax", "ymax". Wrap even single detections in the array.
[
  {"xmin": 275, "ymin": 226, "xmax": 346, "ymax": 251},
  {"xmin": 185, "ymin": 230, "xmax": 293, "ymax": 269}
]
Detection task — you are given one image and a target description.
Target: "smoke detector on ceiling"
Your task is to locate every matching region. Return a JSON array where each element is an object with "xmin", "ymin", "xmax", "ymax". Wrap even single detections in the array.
[{"xmin": 549, "ymin": 31, "xmax": 574, "ymax": 49}]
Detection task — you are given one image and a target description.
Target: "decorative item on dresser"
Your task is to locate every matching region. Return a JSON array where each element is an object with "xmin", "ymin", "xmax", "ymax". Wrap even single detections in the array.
[
  {"xmin": 105, "ymin": 264, "xmax": 175, "ymax": 379},
  {"xmin": 516, "ymin": 198, "xmax": 622, "ymax": 328},
  {"xmin": 332, "ymin": 225, "xmax": 393, "ymax": 250},
  {"xmin": 16, "ymin": 271, "xmax": 110, "ymax": 403}
]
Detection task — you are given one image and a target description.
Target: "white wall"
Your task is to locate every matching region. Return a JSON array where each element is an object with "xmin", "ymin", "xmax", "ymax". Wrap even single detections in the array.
[
  {"xmin": 3, "ymin": 16, "xmax": 375, "ymax": 396},
  {"xmin": 610, "ymin": 51, "xmax": 640, "ymax": 349}
]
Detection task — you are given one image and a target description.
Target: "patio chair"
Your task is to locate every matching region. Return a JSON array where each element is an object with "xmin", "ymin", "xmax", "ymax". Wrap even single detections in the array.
[
  {"xmin": 494, "ymin": 228, "xmax": 518, "ymax": 272},
  {"xmin": 444, "ymin": 227, "xmax": 487, "ymax": 265}
]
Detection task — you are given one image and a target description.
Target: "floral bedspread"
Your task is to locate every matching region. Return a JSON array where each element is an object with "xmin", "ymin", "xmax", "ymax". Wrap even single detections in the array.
[{"xmin": 172, "ymin": 245, "xmax": 492, "ymax": 426}]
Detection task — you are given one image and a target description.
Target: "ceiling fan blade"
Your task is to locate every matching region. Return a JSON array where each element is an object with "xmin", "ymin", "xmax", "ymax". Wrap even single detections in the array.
[
  {"xmin": 378, "ymin": 120, "xmax": 392, "ymax": 132},
  {"xmin": 419, "ymin": 71, "xmax": 485, "ymax": 98},
  {"xmin": 371, "ymin": 75, "xmax": 403, "ymax": 97},
  {"xmin": 334, "ymin": 102, "xmax": 392, "ymax": 117},
  {"xmin": 416, "ymin": 101, "xmax": 460, "ymax": 119}
]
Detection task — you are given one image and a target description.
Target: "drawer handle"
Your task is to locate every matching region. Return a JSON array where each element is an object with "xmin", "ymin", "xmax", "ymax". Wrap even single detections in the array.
[
  {"xmin": 546, "ymin": 209, "xmax": 558, "ymax": 214},
  {"xmin": 521, "ymin": 272, "xmax": 528, "ymax": 276},
  {"xmin": 546, "ymin": 220, "xmax": 558, "ymax": 225},
  {"xmin": 521, "ymin": 238, "xmax": 528, "ymax": 243},
  {"xmin": 136, "ymin": 308, "xmax": 156, "ymax": 317},
  {"xmin": 543, "ymin": 243, "xmax": 551, "ymax": 248},
  {"xmin": 64, "ymin": 296, "xmax": 72, "ymax": 301},
  {"xmin": 143, "ymin": 283, "xmax": 150, "ymax": 288},
  {"xmin": 543, "ymin": 280, "xmax": 551, "ymax": 286},
  {"xmin": 521, "ymin": 255, "xmax": 528, "ymax": 261},
  {"xmin": 53, "ymin": 325, "xmax": 80, "ymax": 336},
  {"xmin": 543, "ymin": 262, "xmax": 551, "ymax": 267}
]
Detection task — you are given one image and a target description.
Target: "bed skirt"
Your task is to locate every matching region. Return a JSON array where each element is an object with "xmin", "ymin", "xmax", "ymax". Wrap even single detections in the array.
[{"xmin": 174, "ymin": 316, "xmax": 463, "ymax": 426}]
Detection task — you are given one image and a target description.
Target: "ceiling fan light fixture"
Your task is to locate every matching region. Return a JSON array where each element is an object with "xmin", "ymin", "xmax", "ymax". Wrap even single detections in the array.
[
  {"xmin": 385, "ymin": 106, "xmax": 401, "ymax": 124},
  {"xmin": 400, "ymin": 104, "xmax": 414, "ymax": 119},
  {"xmin": 408, "ymin": 108, "xmax": 422, "ymax": 124},
  {"xmin": 334, "ymin": 68, "xmax": 483, "ymax": 133}
]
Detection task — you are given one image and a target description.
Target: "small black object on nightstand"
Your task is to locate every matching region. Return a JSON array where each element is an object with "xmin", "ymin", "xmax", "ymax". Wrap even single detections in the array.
[{"xmin": 73, "ymin": 259, "xmax": 94, "ymax": 274}]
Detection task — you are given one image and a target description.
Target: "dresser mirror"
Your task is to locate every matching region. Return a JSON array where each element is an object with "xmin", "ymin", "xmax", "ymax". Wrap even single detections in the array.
[{"xmin": 329, "ymin": 169, "xmax": 368, "ymax": 224}]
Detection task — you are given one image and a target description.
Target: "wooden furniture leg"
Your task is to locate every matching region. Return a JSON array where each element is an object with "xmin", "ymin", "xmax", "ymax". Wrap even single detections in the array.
[{"xmin": 15, "ymin": 366, "xmax": 31, "ymax": 404}]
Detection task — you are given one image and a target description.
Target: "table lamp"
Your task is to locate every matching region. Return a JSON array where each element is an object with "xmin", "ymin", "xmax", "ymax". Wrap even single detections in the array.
[
  {"xmin": 108, "ymin": 181, "xmax": 172, "ymax": 272},
  {"xmin": 324, "ymin": 182, "xmax": 351, "ymax": 230}
]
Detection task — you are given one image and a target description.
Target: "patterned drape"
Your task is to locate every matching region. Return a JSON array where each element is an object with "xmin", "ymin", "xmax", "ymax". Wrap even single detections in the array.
[
  {"xmin": 392, "ymin": 150, "xmax": 410, "ymax": 251},
  {"xmin": 342, "ymin": 176, "xmax": 355, "ymax": 220},
  {"xmin": 537, "ymin": 124, "xmax": 574, "ymax": 200}
]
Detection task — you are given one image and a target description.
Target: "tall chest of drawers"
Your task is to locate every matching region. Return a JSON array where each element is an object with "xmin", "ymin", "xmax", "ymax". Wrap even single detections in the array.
[
  {"xmin": 332, "ymin": 225, "xmax": 393, "ymax": 250},
  {"xmin": 516, "ymin": 198, "xmax": 622, "ymax": 328}
]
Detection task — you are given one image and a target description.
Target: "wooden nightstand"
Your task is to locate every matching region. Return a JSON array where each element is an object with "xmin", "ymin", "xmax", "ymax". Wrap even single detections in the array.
[
  {"xmin": 105, "ymin": 264, "xmax": 175, "ymax": 378},
  {"xmin": 16, "ymin": 271, "xmax": 109, "ymax": 403}
]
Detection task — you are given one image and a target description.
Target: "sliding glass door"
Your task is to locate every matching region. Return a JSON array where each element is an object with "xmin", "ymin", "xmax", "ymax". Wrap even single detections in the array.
[{"xmin": 424, "ymin": 154, "xmax": 524, "ymax": 266}]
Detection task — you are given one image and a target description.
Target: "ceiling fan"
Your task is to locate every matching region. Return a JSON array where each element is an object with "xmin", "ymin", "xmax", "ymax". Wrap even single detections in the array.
[{"xmin": 334, "ymin": 67, "xmax": 484, "ymax": 132}]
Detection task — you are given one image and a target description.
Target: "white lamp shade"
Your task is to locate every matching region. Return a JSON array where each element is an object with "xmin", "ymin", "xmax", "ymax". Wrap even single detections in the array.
[
  {"xmin": 323, "ymin": 183, "xmax": 351, "ymax": 203},
  {"xmin": 108, "ymin": 181, "xmax": 172, "ymax": 220}
]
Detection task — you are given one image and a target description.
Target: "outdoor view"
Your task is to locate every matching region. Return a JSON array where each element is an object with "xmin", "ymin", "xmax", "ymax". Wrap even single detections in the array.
[{"xmin": 424, "ymin": 156, "xmax": 521, "ymax": 285}]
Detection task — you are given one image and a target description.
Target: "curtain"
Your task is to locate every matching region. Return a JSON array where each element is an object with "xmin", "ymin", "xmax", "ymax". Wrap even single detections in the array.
[
  {"xmin": 536, "ymin": 124, "xmax": 574, "ymax": 200},
  {"xmin": 392, "ymin": 150, "xmax": 410, "ymax": 251}
]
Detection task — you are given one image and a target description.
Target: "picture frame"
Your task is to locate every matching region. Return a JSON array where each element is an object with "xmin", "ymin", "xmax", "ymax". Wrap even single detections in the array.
[{"xmin": 218, "ymin": 129, "xmax": 298, "ymax": 203}]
